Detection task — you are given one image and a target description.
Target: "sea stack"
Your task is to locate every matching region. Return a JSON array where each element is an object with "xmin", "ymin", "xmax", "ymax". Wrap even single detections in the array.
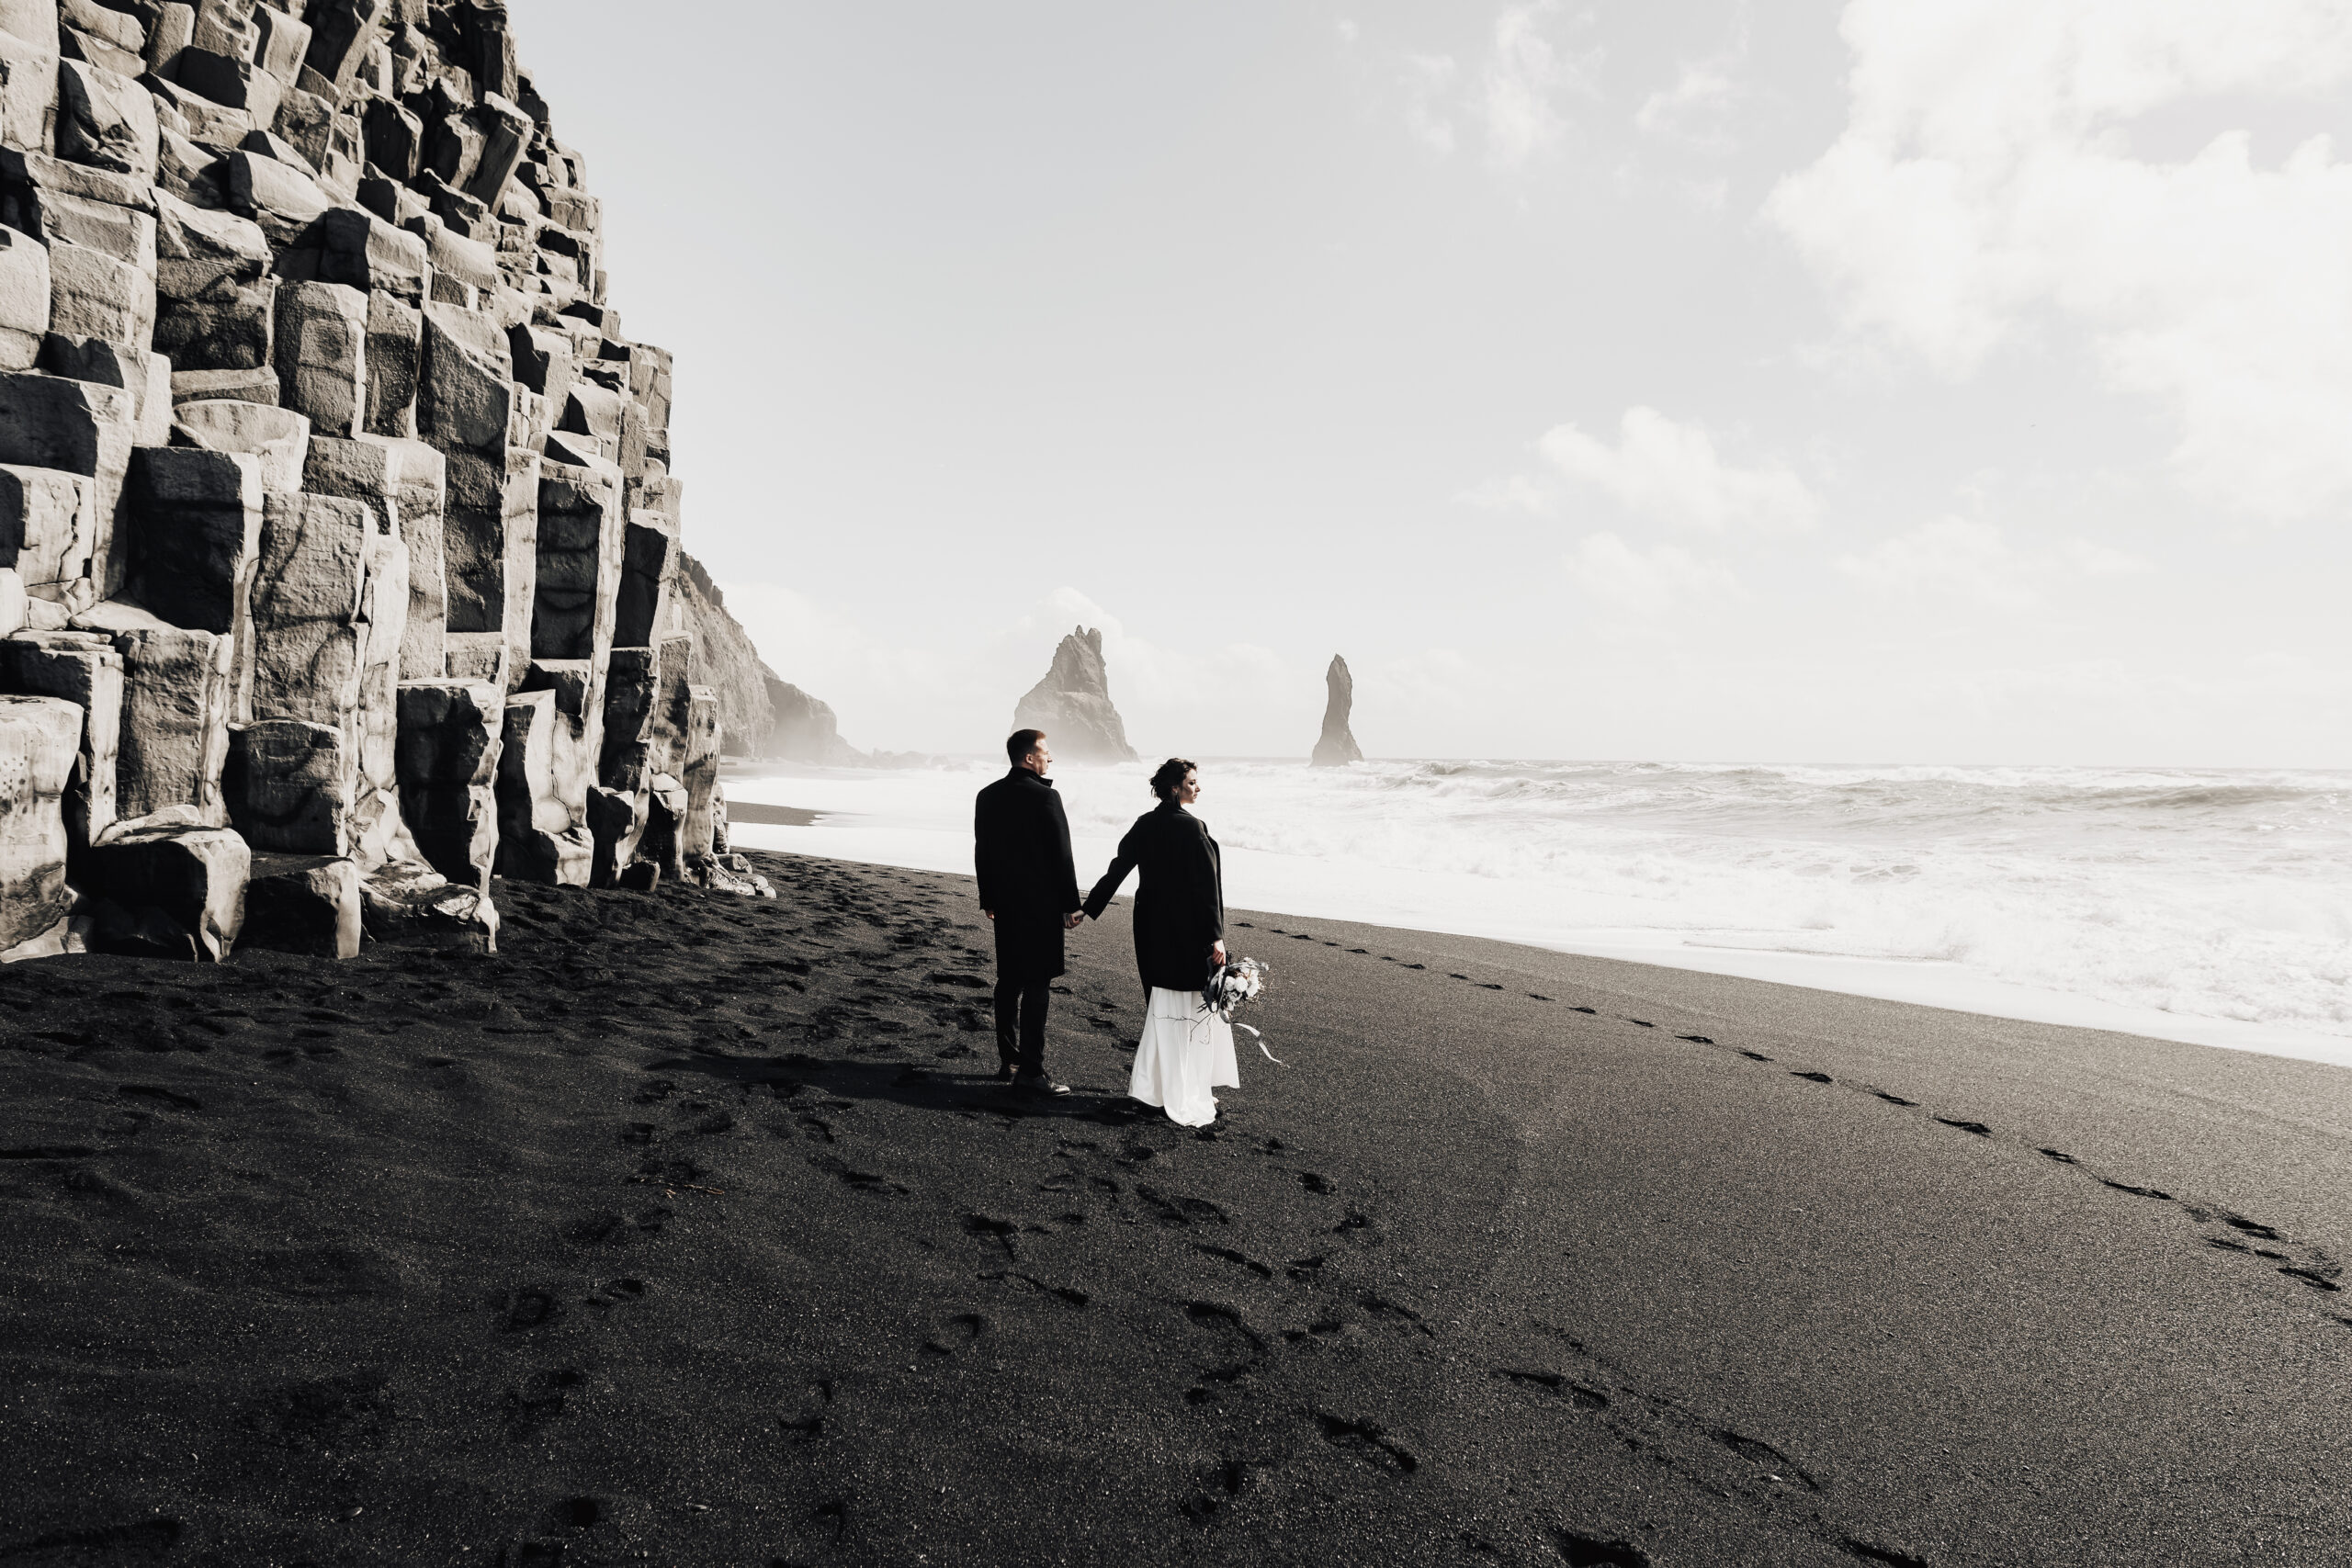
[
  {"xmin": 1311, "ymin": 655, "xmax": 1364, "ymax": 767},
  {"xmin": 0, "ymin": 0, "xmax": 775, "ymax": 959},
  {"xmin": 1014, "ymin": 626, "xmax": 1137, "ymax": 763}
]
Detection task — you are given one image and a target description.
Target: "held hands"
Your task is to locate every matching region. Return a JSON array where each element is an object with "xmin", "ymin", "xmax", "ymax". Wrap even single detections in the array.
[{"xmin": 1065, "ymin": 910, "xmax": 1085, "ymax": 931}]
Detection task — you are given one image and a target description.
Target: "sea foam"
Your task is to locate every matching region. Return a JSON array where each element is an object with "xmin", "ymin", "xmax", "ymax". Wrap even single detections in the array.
[{"xmin": 723, "ymin": 758, "xmax": 2352, "ymax": 1062}]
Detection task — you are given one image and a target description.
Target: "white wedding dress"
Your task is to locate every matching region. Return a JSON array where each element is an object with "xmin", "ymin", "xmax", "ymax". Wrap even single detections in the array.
[{"xmin": 1130, "ymin": 987, "xmax": 1239, "ymax": 1127}]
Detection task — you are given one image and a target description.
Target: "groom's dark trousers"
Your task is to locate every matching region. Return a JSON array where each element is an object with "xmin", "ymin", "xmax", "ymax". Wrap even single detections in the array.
[{"xmin": 973, "ymin": 766, "xmax": 1081, "ymax": 1077}]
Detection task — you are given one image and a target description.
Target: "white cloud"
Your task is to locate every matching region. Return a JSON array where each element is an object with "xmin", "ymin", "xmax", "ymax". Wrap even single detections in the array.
[
  {"xmin": 1835, "ymin": 517, "xmax": 2153, "ymax": 610},
  {"xmin": 1537, "ymin": 406, "xmax": 1820, "ymax": 533},
  {"xmin": 1454, "ymin": 474, "xmax": 1552, "ymax": 513},
  {"xmin": 1402, "ymin": 53, "xmax": 1459, "ymax": 155},
  {"xmin": 1635, "ymin": 61, "xmax": 1740, "ymax": 153},
  {"xmin": 1481, "ymin": 2, "xmax": 1577, "ymax": 167},
  {"xmin": 1371, "ymin": 647, "xmax": 1480, "ymax": 710},
  {"xmin": 1337, "ymin": 18, "xmax": 1360, "ymax": 47},
  {"xmin": 1563, "ymin": 531, "xmax": 1742, "ymax": 615},
  {"xmin": 1390, "ymin": 5, "xmax": 1596, "ymax": 167},
  {"xmin": 1767, "ymin": 0, "xmax": 2352, "ymax": 517}
]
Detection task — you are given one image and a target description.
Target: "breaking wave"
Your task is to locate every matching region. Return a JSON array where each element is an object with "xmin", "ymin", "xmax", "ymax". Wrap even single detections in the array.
[{"xmin": 731, "ymin": 757, "xmax": 2352, "ymax": 1043}]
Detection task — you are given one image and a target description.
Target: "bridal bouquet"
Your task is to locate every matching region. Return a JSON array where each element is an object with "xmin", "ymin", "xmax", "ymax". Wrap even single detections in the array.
[{"xmin": 1205, "ymin": 957, "xmax": 1281, "ymax": 1064}]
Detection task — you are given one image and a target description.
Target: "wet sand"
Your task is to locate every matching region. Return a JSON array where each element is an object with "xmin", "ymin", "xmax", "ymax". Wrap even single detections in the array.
[{"xmin": 3, "ymin": 851, "xmax": 2347, "ymax": 1566}]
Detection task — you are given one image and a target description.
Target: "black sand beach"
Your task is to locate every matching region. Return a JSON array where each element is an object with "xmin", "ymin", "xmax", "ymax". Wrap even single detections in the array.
[{"xmin": 4, "ymin": 852, "xmax": 2347, "ymax": 1566}]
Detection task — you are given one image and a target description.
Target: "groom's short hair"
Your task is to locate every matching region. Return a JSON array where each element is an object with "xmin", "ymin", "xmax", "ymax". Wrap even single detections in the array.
[{"xmin": 1007, "ymin": 728, "xmax": 1046, "ymax": 764}]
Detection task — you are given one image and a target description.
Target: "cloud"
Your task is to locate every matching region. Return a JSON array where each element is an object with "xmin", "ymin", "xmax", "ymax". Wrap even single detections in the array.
[
  {"xmin": 1537, "ymin": 406, "xmax": 1820, "ymax": 533},
  {"xmin": 1562, "ymin": 531, "xmax": 1742, "ymax": 615},
  {"xmin": 1453, "ymin": 474, "xmax": 1552, "ymax": 513},
  {"xmin": 1635, "ymin": 61, "xmax": 1740, "ymax": 153},
  {"xmin": 1766, "ymin": 0, "xmax": 2352, "ymax": 517},
  {"xmin": 1402, "ymin": 53, "xmax": 1459, "ymax": 154},
  {"xmin": 1386, "ymin": 5, "xmax": 1597, "ymax": 167},
  {"xmin": 1835, "ymin": 517, "xmax": 2153, "ymax": 610},
  {"xmin": 1481, "ymin": 2, "xmax": 1577, "ymax": 167}
]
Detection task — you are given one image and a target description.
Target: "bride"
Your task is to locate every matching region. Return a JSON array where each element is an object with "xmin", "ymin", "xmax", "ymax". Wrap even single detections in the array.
[{"xmin": 1081, "ymin": 758, "xmax": 1238, "ymax": 1127}]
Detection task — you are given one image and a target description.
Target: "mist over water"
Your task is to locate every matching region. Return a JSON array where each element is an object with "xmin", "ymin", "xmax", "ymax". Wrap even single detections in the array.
[{"xmin": 725, "ymin": 758, "xmax": 2352, "ymax": 1054}]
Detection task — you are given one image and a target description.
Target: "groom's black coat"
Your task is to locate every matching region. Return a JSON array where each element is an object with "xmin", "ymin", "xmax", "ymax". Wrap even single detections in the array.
[
  {"xmin": 1084, "ymin": 801, "xmax": 1225, "ymax": 992},
  {"xmin": 975, "ymin": 767, "xmax": 1081, "ymax": 981}
]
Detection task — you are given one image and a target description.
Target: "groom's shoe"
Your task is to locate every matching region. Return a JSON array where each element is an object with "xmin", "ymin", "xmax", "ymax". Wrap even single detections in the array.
[{"xmin": 1013, "ymin": 1072, "xmax": 1070, "ymax": 1098}]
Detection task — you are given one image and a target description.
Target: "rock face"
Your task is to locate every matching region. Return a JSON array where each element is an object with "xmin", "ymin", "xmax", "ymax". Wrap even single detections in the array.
[
  {"xmin": 0, "ymin": 694, "xmax": 81, "ymax": 954},
  {"xmin": 0, "ymin": 0, "xmax": 775, "ymax": 962},
  {"xmin": 671, "ymin": 550, "xmax": 773, "ymax": 758},
  {"xmin": 1310, "ymin": 653, "xmax": 1363, "ymax": 767},
  {"xmin": 765, "ymin": 676, "xmax": 862, "ymax": 765},
  {"xmin": 1014, "ymin": 626, "xmax": 1136, "ymax": 764}
]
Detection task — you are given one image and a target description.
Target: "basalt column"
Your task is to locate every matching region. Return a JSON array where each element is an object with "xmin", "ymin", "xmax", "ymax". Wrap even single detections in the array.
[{"xmin": 0, "ymin": 0, "xmax": 773, "ymax": 963}]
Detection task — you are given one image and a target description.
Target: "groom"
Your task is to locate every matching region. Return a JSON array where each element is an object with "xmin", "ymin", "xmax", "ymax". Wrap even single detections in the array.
[{"xmin": 974, "ymin": 728, "xmax": 1084, "ymax": 1095}]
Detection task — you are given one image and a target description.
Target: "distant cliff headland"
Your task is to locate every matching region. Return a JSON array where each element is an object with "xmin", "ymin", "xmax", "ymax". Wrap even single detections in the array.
[{"xmin": 0, "ymin": 0, "xmax": 792, "ymax": 964}]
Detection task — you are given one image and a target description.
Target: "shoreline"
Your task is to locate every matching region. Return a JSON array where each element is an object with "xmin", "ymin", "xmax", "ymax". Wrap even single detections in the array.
[
  {"xmin": 6, "ymin": 849, "xmax": 2348, "ymax": 1563},
  {"xmin": 718, "ymin": 806, "xmax": 2352, "ymax": 1072}
]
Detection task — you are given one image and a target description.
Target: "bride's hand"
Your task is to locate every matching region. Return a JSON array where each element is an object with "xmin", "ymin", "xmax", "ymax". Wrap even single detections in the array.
[{"xmin": 1211, "ymin": 941, "xmax": 1227, "ymax": 965}]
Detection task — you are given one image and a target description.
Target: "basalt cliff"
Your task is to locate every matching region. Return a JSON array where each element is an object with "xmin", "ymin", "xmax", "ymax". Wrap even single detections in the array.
[
  {"xmin": 1013, "ymin": 625, "xmax": 1136, "ymax": 764},
  {"xmin": 671, "ymin": 549, "xmax": 774, "ymax": 759},
  {"xmin": 0, "ymin": 0, "xmax": 775, "ymax": 965}
]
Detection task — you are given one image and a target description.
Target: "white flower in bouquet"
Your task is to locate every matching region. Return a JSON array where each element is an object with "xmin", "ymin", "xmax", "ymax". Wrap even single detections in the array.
[{"xmin": 1205, "ymin": 957, "xmax": 1280, "ymax": 1063}]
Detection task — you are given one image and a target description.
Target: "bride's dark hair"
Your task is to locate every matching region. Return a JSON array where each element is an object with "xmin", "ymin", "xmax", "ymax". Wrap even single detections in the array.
[{"xmin": 1150, "ymin": 758, "xmax": 1196, "ymax": 802}]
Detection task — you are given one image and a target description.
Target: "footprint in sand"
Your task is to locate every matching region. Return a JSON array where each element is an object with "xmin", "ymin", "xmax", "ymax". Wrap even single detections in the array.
[
  {"xmin": 1313, "ymin": 1411, "xmax": 1418, "ymax": 1474},
  {"xmin": 498, "ymin": 1288, "xmax": 563, "ymax": 1331},
  {"xmin": 777, "ymin": 1380, "xmax": 834, "ymax": 1438},
  {"xmin": 922, "ymin": 1313, "xmax": 988, "ymax": 1356},
  {"xmin": 1497, "ymin": 1368, "xmax": 1610, "ymax": 1410},
  {"xmin": 1181, "ymin": 1459, "xmax": 1256, "ymax": 1525},
  {"xmin": 1555, "ymin": 1531, "xmax": 1649, "ymax": 1567},
  {"xmin": 544, "ymin": 1496, "xmax": 606, "ymax": 1531},
  {"xmin": 1181, "ymin": 1302, "xmax": 1266, "ymax": 1398},
  {"xmin": 504, "ymin": 1368, "xmax": 581, "ymax": 1438},
  {"xmin": 1193, "ymin": 1243, "xmax": 1273, "ymax": 1279},
  {"xmin": 0, "ymin": 1522, "xmax": 185, "ymax": 1559},
  {"xmin": 116, "ymin": 1084, "xmax": 200, "ymax": 1111},
  {"xmin": 1713, "ymin": 1427, "xmax": 1820, "ymax": 1490}
]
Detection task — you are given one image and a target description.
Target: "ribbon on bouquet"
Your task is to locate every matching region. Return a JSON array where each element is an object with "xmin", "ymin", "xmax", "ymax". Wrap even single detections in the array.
[
  {"xmin": 1235, "ymin": 1020, "xmax": 1283, "ymax": 1066},
  {"xmin": 1202, "ymin": 957, "xmax": 1282, "ymax": 1065},
  {"xmin": 1192, "ymin": 1006, "xmax": 1284, "ymax": 1066}
]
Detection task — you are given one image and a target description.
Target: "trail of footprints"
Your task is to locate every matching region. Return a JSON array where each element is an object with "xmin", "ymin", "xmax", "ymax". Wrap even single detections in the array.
[
  {"xmin": 479, "ymin": 863, "xmax": 2328, "ymax": 1563},
  {"xmin": 1244, "ymin": 917, "xmax": 2349, "ymax": 1317}
]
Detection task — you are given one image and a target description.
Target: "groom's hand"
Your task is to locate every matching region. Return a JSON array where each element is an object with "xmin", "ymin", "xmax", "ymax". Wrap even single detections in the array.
[
  {"xmin": 1064, "ymin": 910, "xmax": 1084, "ymax": 930},
  {"xmin": 983, "ymin": 909, "xmax": 994, "ymax": 921}
]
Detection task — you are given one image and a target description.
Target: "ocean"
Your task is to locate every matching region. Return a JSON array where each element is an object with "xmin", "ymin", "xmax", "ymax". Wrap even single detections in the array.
[{"xmin": 719, "ymin": 758, "xmax": 2352, "ymax": 1066}]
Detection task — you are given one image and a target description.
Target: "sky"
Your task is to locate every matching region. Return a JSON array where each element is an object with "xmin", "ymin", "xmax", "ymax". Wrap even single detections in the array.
[{"xmin": 509, "ymin": 0, "xmax": 2352, "ymax": 766}]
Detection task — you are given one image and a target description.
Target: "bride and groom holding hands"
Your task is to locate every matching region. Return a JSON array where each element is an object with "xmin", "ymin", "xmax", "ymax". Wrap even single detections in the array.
[{"xmin": 974, "ymin": 728, "xmax": 1239, "ymax": 1127}]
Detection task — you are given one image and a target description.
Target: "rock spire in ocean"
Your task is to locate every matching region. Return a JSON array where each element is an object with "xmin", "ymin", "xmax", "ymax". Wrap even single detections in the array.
[
  {"xmin": 1311, "ymin": 655, "xmax": 1363, "ymax": 767},
  {"xmin": 0, "ymin": 0, "xmax": 781, "ymax": 964},
  {"xmin": 1014, "ymin": 626, "xmax": 1137, "ymax": 764}
]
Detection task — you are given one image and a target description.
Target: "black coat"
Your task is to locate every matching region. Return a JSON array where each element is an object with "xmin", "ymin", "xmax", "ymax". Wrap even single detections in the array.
[
  {"xmin": 975, "ymin": 768, "xmax": 1081, "ymax": 981},
  {"xmin": 1083, "ymin": 801, "xmax": 1225, "ymax": 992}
]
